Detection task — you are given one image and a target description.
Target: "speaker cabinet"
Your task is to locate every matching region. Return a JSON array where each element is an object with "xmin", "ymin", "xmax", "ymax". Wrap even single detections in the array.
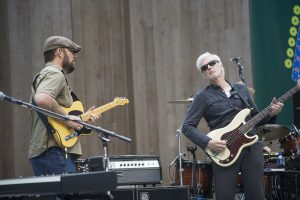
[
  {"xmin": 111, "ymin": 186, "xmax": 189, "ymax": 200},
  {"xmin": 111, "ymin": 188, "xmax": 135, "ymax": 200},
  {"xmin": 137, "ymin": 186, "xmax": 189, "ymax": 200}
]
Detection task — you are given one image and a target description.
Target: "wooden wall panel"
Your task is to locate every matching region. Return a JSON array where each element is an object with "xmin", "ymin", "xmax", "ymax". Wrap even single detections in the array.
[
  {"xmin": 7, "ymin": 0, "xmax": 32, "ymax": 177},
  {"xmin": 0, "ymin": 0, "xmax": 14, "ymax": 179},
  {"xmin": 71, "ymin": 0, "xmax": 132, "ymax": 157},
  {"xmin": 0, "ymin": 0, "xmax": 252, "ymax": 187},
  {"xmin": 128, "ymin": 0, "xmax": 253, "ymax": 183},
  {"xmin": 5, "ymin": 0, "xmax": 75, "ymax": 177}
]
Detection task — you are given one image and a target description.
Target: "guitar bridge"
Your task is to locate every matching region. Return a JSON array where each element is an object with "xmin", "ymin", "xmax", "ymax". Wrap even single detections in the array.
[{"xmin": 79, "ymin": 127, "xmax": 92, "ymax": 134}]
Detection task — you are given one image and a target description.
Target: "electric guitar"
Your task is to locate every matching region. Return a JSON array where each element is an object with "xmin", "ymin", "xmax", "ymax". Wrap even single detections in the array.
[
  {"xmin": 48, "ymin": 97, "xmax": 129, "ymax": 148},
  {"xmin": 206, "ymin": 82, "xmax": 300, "ymax": 167}
]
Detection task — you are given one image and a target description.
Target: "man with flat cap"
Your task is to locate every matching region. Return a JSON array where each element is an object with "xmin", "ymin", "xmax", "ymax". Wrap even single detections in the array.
[{"xmin": 29, "ymin": 36, "xmax": 100, "ymax": 175}]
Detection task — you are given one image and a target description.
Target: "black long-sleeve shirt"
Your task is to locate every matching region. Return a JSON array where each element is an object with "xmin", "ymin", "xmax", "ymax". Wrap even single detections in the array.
[{"xmin": 181, "ymin": 82, "xmax": 275, "ymax": 150}]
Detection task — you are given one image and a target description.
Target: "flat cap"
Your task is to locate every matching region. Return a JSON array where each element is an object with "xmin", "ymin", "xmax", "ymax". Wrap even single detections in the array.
[{"xmin": 43, "ymin": 36, "xmax": 81, "ymax": 53}]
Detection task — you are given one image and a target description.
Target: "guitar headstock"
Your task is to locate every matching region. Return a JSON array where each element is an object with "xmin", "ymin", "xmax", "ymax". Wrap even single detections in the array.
[{"xmin": 113, "ymin": 97, "xmax": 129, "ymax": 105}]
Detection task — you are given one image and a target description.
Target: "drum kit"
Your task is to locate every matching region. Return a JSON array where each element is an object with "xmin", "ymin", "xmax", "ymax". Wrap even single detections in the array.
[{"xmin": 168, "ymin": 97, "xmax": 300, "ymax": 199}]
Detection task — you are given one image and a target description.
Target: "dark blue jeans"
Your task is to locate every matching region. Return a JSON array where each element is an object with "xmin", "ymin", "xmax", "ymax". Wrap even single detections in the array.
[
  {"xmin": 212, "ymin": 142, "xmax": 265, "ymax": 200},
  {"xmin": 30, "ymin": 147, "xmax": 76, "ymax": 176}
]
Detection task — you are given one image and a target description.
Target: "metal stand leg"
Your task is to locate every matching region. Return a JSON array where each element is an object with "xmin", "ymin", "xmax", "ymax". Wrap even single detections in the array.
[
  {"xmin": 176, "ymin": 127, "xmax": 184, "ymax": 186},
  {"xmin": 99, "ymin": 134, "xmax": 114, "ymax": 200}
]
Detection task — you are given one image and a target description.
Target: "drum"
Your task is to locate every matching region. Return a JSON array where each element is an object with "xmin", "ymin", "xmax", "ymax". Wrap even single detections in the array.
[
  {"xmin": 279, "ymin": 133, "xmax": 300, "ymax": 157},
  {"xmin": 236, "ymin": 172, "xmax": 269, "ymax": 196},
  {"xmin": 175, "ymin": 160, "xmax": 213, "ymax": 198},
  {"xmin": 263, "ymin": 171, "xmax": 300, "ymax": 200},
  {"xmin": 264, "ymin": 152, "xmax": 279, "ymax": 168}
]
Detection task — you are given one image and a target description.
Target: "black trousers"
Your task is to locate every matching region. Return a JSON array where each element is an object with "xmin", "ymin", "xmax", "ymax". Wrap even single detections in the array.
[{"xmin": 212, "ymin": 142, "xmax": 265, "ymax": 200}]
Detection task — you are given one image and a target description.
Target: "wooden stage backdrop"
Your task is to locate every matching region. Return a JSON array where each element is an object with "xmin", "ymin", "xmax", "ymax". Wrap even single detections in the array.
[{"xmin": 0, "ymin": 0, "xmax": 252, "ymax": 185}]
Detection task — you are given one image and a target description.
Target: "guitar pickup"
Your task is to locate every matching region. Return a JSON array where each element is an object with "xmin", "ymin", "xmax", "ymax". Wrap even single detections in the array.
[
  {"xmin": 65, "ymin": 127, "xmax": 92, "ymax": 141},
  {"xmin": 65, "ymin": 132, "xmax": 79, "ymax": 141}
]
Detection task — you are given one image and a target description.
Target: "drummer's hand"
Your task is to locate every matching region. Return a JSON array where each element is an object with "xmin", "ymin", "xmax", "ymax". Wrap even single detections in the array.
[
  {"xmin": 270, "ymin": 97, "xmax": 284, "ymax": 117},
  {"xmin": 207, "ymin": 140, "xmax": 227, "ymax": 153}
]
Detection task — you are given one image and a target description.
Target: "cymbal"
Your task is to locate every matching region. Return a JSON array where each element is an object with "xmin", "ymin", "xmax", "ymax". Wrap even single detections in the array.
[
  {"xmin": 296, "ymin": 107, "xmax": 300, "ymax": 110},
  {"xmin": 257, "ymin": 124, "xmax": 290, "ymax": 141},
  {"xmin": 168, "ymin": 98, "xmax": 193, "ymax": 104}
]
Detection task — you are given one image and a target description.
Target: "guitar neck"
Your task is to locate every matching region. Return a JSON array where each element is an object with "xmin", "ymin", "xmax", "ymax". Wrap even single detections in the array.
[
  {"xmin": 80, "ymin": 102, "xmax": 120, "ymax": 121},
  {"xmin": 241, "ymin": 84, "xmax": 300, "ymax": 133}
]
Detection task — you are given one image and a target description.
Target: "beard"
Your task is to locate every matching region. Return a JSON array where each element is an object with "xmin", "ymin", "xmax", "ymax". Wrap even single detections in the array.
[{"xmin": 62, "ymin": 51, "xmax": 75, "ymax": 74}]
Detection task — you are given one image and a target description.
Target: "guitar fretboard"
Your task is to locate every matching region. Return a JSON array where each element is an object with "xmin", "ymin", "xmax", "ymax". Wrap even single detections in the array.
[
  {"xmin": 239, "ymin": 84, "xmax": 300, "ymax": 134},
  {"xmin": 80, "ymin": 101, "xmax": 126, "ymax": 121}
]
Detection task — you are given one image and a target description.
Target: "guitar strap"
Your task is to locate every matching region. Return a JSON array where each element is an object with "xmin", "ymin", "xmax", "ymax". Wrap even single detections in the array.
[
  {"xmin": 61, "ymin": 69, "xmax": 80, "ymax": 102},
  {"xmin": 31, "ymin": 97, "xmax": 55, "ymax": 135},
  {"xmin": 31, "ymin": 68, "xmax": 80, "ymax": 136},
  {"xmin": 232, "ymin": 83, "xmax": 251, "ymax": 109},
  {"xmin": 31, "ymin": 73, "xmax": 55, "ymax": 136}
]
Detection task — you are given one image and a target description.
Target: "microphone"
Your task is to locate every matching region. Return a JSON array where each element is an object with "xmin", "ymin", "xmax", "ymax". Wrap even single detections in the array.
[
  {"xmin": 0, "ymin": 91, "xmax": 23, "ymax": 105},
  {"xmin": 230, "ymin": 57, "xmax": 242, "ymax": 62},
  {"xmin": 0, "ymin": 91, "xmax": 6, "ymax": 100}
]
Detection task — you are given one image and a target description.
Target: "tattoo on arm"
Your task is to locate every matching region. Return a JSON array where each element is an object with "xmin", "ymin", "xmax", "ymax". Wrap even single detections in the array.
[{"xmin": 48, "ymin": 98, "xmax": 66, "ymax": 115}]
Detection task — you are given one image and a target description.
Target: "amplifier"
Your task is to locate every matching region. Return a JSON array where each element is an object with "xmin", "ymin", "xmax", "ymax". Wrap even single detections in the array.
[{"xmin": 88, "ymin": 155, "xmax": 162, "ymax": 186}]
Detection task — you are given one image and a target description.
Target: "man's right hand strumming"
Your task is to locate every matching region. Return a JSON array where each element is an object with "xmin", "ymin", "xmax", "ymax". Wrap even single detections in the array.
[
  {"xmin": 207, "ymin": 140, "xmax": 227, "ymax": 153},
  {"xmin": 64, "ymin": 115, "xmax": 83, "ymax": 130}
]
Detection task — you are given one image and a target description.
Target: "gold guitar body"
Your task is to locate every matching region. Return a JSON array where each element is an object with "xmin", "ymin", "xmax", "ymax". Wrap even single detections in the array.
[
  {"xmin": 47, "ymin": 98, "xmax": 129, "ymax": 148},
  {"xmin": 48, "ymin": 101, "xmax": 85, "ymax": 148}
]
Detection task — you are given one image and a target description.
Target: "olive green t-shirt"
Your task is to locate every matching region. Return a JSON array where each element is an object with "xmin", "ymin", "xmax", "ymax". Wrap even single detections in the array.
[{"xmin": 29, "ymin": 62, "xmax": 82, "ymax": 158}]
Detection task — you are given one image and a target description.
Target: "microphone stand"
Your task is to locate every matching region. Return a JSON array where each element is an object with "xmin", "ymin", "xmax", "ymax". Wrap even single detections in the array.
[
  {"xmin": 176, "ymin": 127, "xmax": 184, "ymax": 186},
  {"xmin": 232, "ymin": 58, "xmax": 247, "ymax": 85},
  {"xmin": 171, "ymin": 99, "xmax": 193, "ymax": 186},
  {"xmin": 0, "ymin": 92, "xmax": 130, "ymax": 200},
  {"xmin": 0, "ymin": 91, "xmax": 131, "ymax": 143}
]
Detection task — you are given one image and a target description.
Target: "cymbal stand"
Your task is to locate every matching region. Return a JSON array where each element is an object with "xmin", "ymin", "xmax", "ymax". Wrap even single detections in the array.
[{"xmin": 176, "ymin": 127, "xmax": 184, "ymax": 186}]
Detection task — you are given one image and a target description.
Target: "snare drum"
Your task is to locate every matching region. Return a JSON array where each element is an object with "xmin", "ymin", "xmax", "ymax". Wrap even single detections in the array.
[
  {"xmin": 279, "ymin": 133, "xmax": 300, "ymax": 157},
  {"xmin": 175, "ymin": 160, "xmax": 213, "ymax": 198}
]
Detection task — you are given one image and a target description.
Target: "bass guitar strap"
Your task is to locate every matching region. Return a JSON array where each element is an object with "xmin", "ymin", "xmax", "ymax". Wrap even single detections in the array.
[{"xmin": 31, "ymin": 69, "xmax": 80, "ymax": 136}]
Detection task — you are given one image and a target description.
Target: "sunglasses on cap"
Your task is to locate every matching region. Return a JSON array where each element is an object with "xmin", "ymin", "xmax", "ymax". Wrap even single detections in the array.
[{"xmin": 201, "ymin": 60, "xmax": 220, "ymax": 72}]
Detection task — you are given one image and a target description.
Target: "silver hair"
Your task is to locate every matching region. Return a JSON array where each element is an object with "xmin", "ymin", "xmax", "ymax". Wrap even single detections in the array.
[{"xmin": 196, "ymin": 52, "xmax": 221, "ymax": 71}]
